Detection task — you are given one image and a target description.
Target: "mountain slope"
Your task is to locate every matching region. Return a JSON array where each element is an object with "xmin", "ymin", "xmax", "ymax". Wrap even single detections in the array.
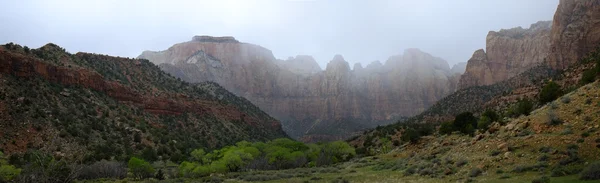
[{"xmin": 0, "ymin": 43, "xmax": 287, "ymax": 162}]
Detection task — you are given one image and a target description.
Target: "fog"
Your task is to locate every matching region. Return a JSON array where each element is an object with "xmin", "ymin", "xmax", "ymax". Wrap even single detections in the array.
[{"xmin": 0, "ymin": 0, "xmax": 559, "ymax": 68}]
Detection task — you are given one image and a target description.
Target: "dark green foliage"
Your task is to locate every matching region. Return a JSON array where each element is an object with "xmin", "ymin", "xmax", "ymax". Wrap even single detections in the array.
[
  {"xmin": 155, "ymin": 169, "xmax": 165, "ymax": 180},
  {"xmin": 442, "ymin": 112, "xmax": 477, "ymax": 135},
  {"xmin": 581, "ymin": 68, "xmax": 598, "ymax": 85},
  {"xmin": 511, "ymin": 99, "xmax": 534, "ymax": 117},
  {"xmin": 481, "ymin": 110, "xmax": 500, "ymax": 123},
  {"xmin": 580, "ymin": 162, "xmax": 600, "ymax": 180},
  {"xmin": 16, "ymin": 151, "xmax": 74, "ymax": 183},
  {"xmin": 539, "ymin": 81, "xmax": 563, "ymax": 104}
]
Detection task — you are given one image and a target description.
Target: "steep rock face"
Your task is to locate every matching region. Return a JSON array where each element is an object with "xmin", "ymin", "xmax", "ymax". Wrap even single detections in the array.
[
  {"xmin": 459, "ymin": 21, "xmax": 552, "ymax": 89},
  {"xmin": 548, "ymin": 0, "xmax": 600, "ymax": 69},
  {"xmin": 277, "ymin": 55, "xmax": 322, "ymax": 76},
  {"xmin": 139, "ymin": 37, "xmax": 458, "ymax": 141}
]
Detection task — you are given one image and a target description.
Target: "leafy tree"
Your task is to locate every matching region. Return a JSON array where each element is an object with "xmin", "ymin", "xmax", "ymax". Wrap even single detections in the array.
[
  {"xmin": 453, "ymin": 112, "xmax": 477, "ymax": 135},
  {"xmin": 439, "ymin": 121, "xmax": 454, "ymax": 135},
  {"xmin": 481, "ymin": 110, "xmax": 499, "ymax": 123},
  {"xmin": 514, "ymin": 99, "xmax": 534, "ymax": 117},
  {"xmin": 141, "ymin": 147, "xmax": 158, "ymax": 162},
  {"xmin": 0, "ymin": 151, "xmax": 21, "ymax": 182},
  {"xmin": 128, "ymin": 157, "xmax": 155, "ymax": 180},
  {"xmin": 190, "ymin": 149, "xmax": 206, "ymax": 163},
  {"xmin": 581, "ymin": 69, "xmax": 597, "ymax": 85},
  {"xmin": 539, "ymin": 81, "xmax": 562, "ymax": 104},
  {"xmin": 477, "ymin": 115, "xmax": 492, "ymax": 130}
]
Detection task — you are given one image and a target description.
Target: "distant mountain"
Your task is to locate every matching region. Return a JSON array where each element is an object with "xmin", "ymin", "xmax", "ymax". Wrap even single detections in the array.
[
  {"xmin": 140, "ymin": 39, "xmax": 459, "ymax": 141},
  {"xmin": 450, "ymin": 62, "xmax": 467, "ymax": 74},
  {"xmin": 0, "ymin": 43, "xmax": 287, "ymax": 161}
]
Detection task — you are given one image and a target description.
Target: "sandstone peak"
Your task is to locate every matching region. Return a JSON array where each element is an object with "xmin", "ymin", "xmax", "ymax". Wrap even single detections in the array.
[
  {"xmin": 490, "ymin": 21, "xmax": 551, "ymax": 38},
  {"xmin": 353, "ymin": 63, "xmax": 363, "ymax": 71},
  {"xmin": 451, "ymin": 62, "xmax": 467, "ymax": 74},
  {"xmin": 365, "ymin": 60, "xmax": 383, "ymax": 70},
  {"xmin": 280, "ymin": 55, "xmax": 322, "ymax": 75},
  {"xmin": 191, "ymin": 35, "xmax": 239, "ymax": 43}
]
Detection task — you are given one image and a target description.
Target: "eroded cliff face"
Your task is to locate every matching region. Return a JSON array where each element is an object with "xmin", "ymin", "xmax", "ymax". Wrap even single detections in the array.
[
  {"xmin": 548, "ymin": 0, "xmax": 600, "ymax": 69},
  {"xmin": 459, "ymin": 21, "xmax": 552, "ymax": 89},
  {"xmin": 139, "ymin": 37, "xmax": 458, "ymax": 140}
]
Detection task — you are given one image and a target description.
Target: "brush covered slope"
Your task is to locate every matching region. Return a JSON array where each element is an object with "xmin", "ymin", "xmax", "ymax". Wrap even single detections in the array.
[{"xmin": 0, "ymin": 43, "xmax": 287, "ymax": 162}]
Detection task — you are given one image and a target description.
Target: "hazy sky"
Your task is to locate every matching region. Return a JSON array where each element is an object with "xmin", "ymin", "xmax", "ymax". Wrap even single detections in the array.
[{"xmin": 0, "ymin": 0, "xmax": 559, "ymax": 68}]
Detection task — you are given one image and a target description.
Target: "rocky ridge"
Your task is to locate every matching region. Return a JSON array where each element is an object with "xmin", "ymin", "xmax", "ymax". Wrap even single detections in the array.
[{"xmin": 139, "ymin": 40, "xmax": 459, "ymax": 141}]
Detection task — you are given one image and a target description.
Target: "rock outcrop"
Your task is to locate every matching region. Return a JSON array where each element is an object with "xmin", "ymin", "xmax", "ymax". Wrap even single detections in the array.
[
  {"xmin": 451, "ymin": 62, "xmax": 467, "ymax": 74},
  {"xmin": 459, "ymin": 21, "xmax": 552, "ymax": 89},
  {"xmin": 139, "ymin": 37, "xmax": 459, "ymax": 141},
  {"xmin": 277, "ymin": 55, "xmax": 322, "ymax": 76},
  {"xmin": 548, "ymin": 0, "xmax": 600, "ymax": 69}
]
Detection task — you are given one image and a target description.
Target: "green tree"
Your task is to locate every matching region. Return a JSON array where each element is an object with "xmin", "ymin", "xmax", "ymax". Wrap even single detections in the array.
[
  {"xmin": 439, "ymin": 121, "xmax": 454, "ymax": 135},
  {"xmin": 128, "ymin": 157, "xmax": 155, "ymax": 180},
  {"xmin": 0, "ymin": 151, "xmax": 21, "ymax": 182},
  {"xmin": 514, "ymin": 99, "xmax": 534, "ymax": 117},
  {"xmin": 190, "ymin": 149, "xmax": 206, "ymax": 163},
  {"xmin": 539, "ymin": 81, "xmax": 562, "ymax": 104},
  {"xmin": 454, "ymin": 112, "xmax": 477, "ymax": 135},
  {"xmin": 477, "ymin": 115, "xmax": 492, "ymax": 130},
  {"xmin": 481, "ymin": 110, "xmax": 499, "ymax": 123}
]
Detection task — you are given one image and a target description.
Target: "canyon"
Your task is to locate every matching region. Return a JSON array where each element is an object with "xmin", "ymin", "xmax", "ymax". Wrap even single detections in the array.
[{"xmin": 140, "ymin": 40, "xmax": 460, "ymax": 141}]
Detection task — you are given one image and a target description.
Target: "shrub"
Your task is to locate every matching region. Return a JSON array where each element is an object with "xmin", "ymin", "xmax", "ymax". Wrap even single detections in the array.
[
  {"xmin": 510, "ymin": 99, "xmax": 534, "ymax": 117},
  {"xmin": 580, "ymin": 162, "xmax": 600, "ymax": 180},
  {"xmin": 469, "ymin": 168, "xmax": 482, "ymax": 177},
  {"xmin": 0, "ymin": 164, "xmax": 21, "ymax": 181},
  {"xmin": 580, "ymin": 69, "xmax": 597, "ymax": 85},
  {"xmin": 128, "ymin": 157, "xmax": 155, "ymax": 180},
  {"xmin": 545, "ymin": 110, "xmax": 563, "ymax": 126},
  {"xmin": 439, "ymin": 121, "xmax": 454, "ymax": 135},
  {"xmin": 561, "ymin": 96, "xmax": 571, "ymax": 104},
  {"xmin": 538, "ymin": 154, "xmax": 549, "ymax": 162},
  {"xmin": 452, "ymin": 112, "xmax": 477, "ymax": 135},
  {"xmin": 539, "ymin": 81, "xmax": 562, "ymax": 104},
  {"xmin": 455, "ymin": 159, "xmax": 468, "ymax": 167},
  {"xmin": 477, "ymin": 116, "xmax": 492, "ymax": 130}
]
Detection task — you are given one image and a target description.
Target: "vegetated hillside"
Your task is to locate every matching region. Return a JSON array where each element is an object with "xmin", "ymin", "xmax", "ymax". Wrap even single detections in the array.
[
  {"xmin": 358, "ymin": 80, "xmax": 600, "ymax": 182},
  {"xmin": 0, "ymin": 43, "xmax": 287, "ymax": 162},
  {"xmin": 350, "ymin": 47, "xmax": 599, "ymax": 153}
]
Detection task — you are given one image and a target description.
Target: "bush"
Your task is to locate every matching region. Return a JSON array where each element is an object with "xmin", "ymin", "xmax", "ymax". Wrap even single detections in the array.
[
  {"xmin": 580, "ymin": 162, "xmax": 600, "ymax": 180},
  {"xmin": 539, "ymin": 81, "xmax": 562, "ymax": 104},
  {"xmin": 514, "ymin": 99, "xmax": 534, "ymax": 117},
  {"xmin": 469, "ymin": 168, "xmax": 482, "ymax": 177},
  {"xmin": 448, "ymin": 112, "xmax": 478, "ymax": 135},
  {"xmin": 561, "ymin": 96, "xmax": 571, "ymax": 104},
  {"xmin": 580, "ymin": 69, "xmax": 597, "ymax": 85},
  {"xmin": 545, "ymin": 110, "xmax": 563, "ymax": 126},
  {"xmin": 455, "ymin": 159, "xmax": 468, "ymax": 167},
  {"xmin": 128, "ymin": 157, "xmax": 155, "ymax": 180},
  {"xmin": 0, "ymin": 164, "xmax": 21, "ymax": 181}
]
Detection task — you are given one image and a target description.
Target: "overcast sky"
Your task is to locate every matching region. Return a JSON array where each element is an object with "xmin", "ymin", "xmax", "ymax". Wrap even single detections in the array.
[{"xmin": 0, "ymin": 0, "xmax": 559, "ymax": 68}]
